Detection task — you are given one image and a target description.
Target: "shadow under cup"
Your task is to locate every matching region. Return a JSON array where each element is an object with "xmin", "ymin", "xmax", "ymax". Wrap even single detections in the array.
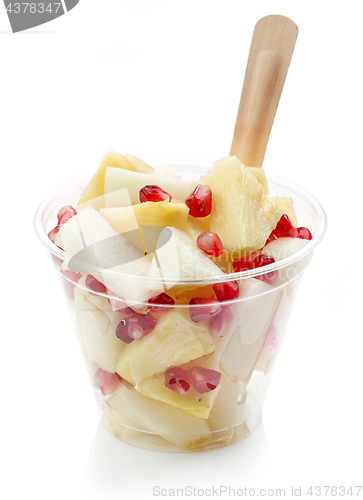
[{"xmin": 34, "ymin": 166, "xmax": 327, "ymax": 452}]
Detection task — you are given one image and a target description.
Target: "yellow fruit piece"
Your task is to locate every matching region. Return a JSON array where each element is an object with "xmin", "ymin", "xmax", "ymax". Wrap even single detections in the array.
[
  {"xmin": 78, "ymin": 151, "xmax": 152, "ymax": 205},
  {"xmin": 184, "ymin": 215, "xmax": 210, "ymax": 242},
  {"xmin": 246, "ymin": 167, "xmax": 269, "ymax": 195},
  {"xmin": 101, "ymin": 201, "xmax": 189, "ymax": 233},
  {"xmin": 116, "ymin": 309, "xmax": 214, "ymax": 386},
  {"xmin": 274, "ymin": 196, "xmax": 298, "ymax": 227},
  {"xmin": 171, "ymin": 285, "xmax": 215, "ymax": 304},
  {"xmin": 138, "ymin": 354, "xmax": 221, "ymax": 419},
  {"xmin": 138, "ymin": 373, "xmax": 217, "ymax": 419},
  {"xmin": 210, "ymin": 156, "xmax": 282, "ymax": 253}
]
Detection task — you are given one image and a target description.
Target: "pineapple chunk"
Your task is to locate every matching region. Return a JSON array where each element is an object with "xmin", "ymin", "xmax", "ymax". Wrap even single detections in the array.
[
  {"xmin": 138, "ymin": 355, "xmax": 221, "ymax": 419},
  {"xmin": 124, "ymin": 154, "xmax": 154, "ymax": 174},
  {"xmin": 101, "ymin": 201, "xmax": 189, "ymax": 233},
  {"xmin": 184, "ymin": 215, "xmax": 211, "ymax": 242},
  {"xmin": 153, "ymin": 163, "xmax": 181, "ymax": 179},
  {"xmin": 246, "ymin": 166, "xmax": 269, "ymax": 195},
  {"xmin": 210, "ymin": 156, "xmax": 282, "ymax": 252},
  {"xmin": 274, "ymin": 196, "xmax": 298, "ymax": 227},
  {"xmin": 101, "ymin": 202, "xmax": 189, "ymax": 254},
  {"xmin": 171, "ymin": 284, "xmax": 215, "ymax": 304},
  {"xmin": 78, "ymin": 151, "xmax": 154, "ymax": 206},
  {"xmin": 116, "ymin": 309, "xmax": 214, "ymax": 386}
]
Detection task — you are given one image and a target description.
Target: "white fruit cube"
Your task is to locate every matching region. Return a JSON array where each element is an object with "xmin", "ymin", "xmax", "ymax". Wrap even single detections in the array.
[
  {"xmin": 104, "ymin": 167, "xmax": 198, "ymax": 205},
  {"xmin": 219, "ymin": 279, "xmax": 282, "ymax": 383},
  {"xmin": 148, "ymin": 227, "xmax": 224, "ymax": 288},
  {"xmin": 106, "ymin": 382, "xmax": 211, "ymax": 449},
  {"xmin": 73, "ymin": 285, "xmax": 124, "ymax": 372}
]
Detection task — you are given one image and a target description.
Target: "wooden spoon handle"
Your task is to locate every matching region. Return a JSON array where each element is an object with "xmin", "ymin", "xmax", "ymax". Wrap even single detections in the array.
[{"xmin": 230, "ymin": 15, "xmax": 298, "ymax": 168}]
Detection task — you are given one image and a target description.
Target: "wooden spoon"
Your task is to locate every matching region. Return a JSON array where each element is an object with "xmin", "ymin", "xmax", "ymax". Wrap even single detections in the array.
[{"xmin": 230, "ymin": 15, "xmax": 298, "ymax": 168}]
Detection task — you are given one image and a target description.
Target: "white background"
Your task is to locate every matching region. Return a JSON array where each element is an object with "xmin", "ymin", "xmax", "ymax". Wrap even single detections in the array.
[{"xmin": 1, "ymin": 1, "xmax": 362, "ymax": 499}]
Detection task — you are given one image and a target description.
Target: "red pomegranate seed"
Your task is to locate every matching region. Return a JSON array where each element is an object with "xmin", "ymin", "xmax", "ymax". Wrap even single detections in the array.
[
  {"xmin": 185, "ymin": 185, "xmax": 212, "ymax": 218},
  {"xmin": 190, "ymin": 367, "xmax": 221, "ymax": 393},
  {"xmin": 108, "ymin": 293, "xmax": 134, "ymax": 315},
  {"xmin": 93, "ymin": 367, "xmax": 122, "ymax": 396},
  {"xmin": 265, "ymin": 214, "xmax": 298, "ymax": 245},
  {"xmin": 253, "ymin": 254, "xmax": 275, "ymax": 268},
  {"xmin": 148, "ymin": 293, "xmax": 175, "ymax": 312},
  {"xmin": 233, "ymin": 251, "xmax": 260, "ymax": 272},
  {"xmin": 85, "ymin": 274, "xmax": 107, "ymax": 295},
  {"xmin": 57, "ymin": 205, "xmax": 77, "ymax": 225},
  {"xmin": 210, "ymin": 306, "xmax": 233, "ymax": 338},
  {"xmin": 197, "ymin": 232, "xmax": 223, "ymax": 257},
  {"xmin": 116, "ymin": 312, "xmax": 156, "ymax": 343},
  {"xmin": 61, "ymin": 269, "xmax": 82, "ymax": 299},
  {"xmin": 189, "ymin": 298, "xmax": 222, "ymax": 323},
  {"xmin": 212, "ymin": 280, "xmax": 239, "ymax": 301},
  {"xmin": 165, "ymin": 367, "xmax": 193, "ymax": 396},
  {"xmin": 297, "ymin": 227, "xmax": 313, "ymax": 240},
  {"xmin": 115, "ymin": 318, "xmax": 133, "ymax": 344},
  {"xmin": 128, "ymin": 312, "xmax": 156, "ymax": 340},
  {"xmin": 48, "ymin": 225, "xmax": 60, "ymax": 243},
  {"xmin": 253, "ymin": 255, "xmax": 277, "ymax": 285},
  {"xmin": 139, "ymin": 185, "xmax": 172, "ymax": 203}
]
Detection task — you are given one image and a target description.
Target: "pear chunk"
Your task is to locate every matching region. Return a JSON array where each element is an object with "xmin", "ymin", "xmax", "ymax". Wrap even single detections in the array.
[
  {"xmin": 148, "ymin": 227, "xmax": 224, "ymax": 287},
  {"xmin": 106, "ymin": 383, "xmax": 211, "ymax": 449},
  {"xmin": 55, "ymin": 205, "xmax": 160, "ymax": 309},
  {"xmin": 104, "ymin": 167, "xmax": 198, "ymax": 205}
]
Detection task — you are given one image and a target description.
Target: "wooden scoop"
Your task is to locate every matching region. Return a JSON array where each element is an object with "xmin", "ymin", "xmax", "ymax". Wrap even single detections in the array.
[{"xmin": 230, "ymin": 15, "xmax": 298, "ymax": 168}]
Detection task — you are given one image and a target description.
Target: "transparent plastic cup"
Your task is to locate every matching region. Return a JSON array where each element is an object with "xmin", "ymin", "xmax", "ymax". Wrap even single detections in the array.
[{"xmin": 34, "ymin": 165, "xmax": 326, "ymax": 452}]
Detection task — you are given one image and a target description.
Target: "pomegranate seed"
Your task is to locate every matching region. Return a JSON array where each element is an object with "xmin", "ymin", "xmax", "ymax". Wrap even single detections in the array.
[
  {"xmin": 189, "ymin": 298, "xmax": 222, "ymax": 323},
  {"xmin": 57, "ymin": 205, "xmax": 77, "ymax": 225},
  {"xmin": 297, "ymin": 227, "xmax": 313, "ymax": 240},
  {"xmin": 148, "ymin": 293, "xmax": 175, "ymax": 312},
  {"xmin": 265, "ymin": 214, "xmax": 298, "ymax": 245},
  {"xmin": 165, "ymin": 367, "xmax": 193, "ymax": 396},
  {"xmin": 116, "ymin": 312, "xmax": 156, "ymax": 343},
  {"xmin": 212, "ymin": 280, "xmax": 239, "ymax": 301},
  {"xmin": 185, "ymin": 184, "xmax": 212, "ymax": 218},
  {"xmin": 93, "ymin": 367, "xmax": 122, "ymax": 395},
  {"xmin": 61, "ymin": 269, "xmax": 82, "ymax": 299},
  {"xmin": 128, "ymin": 312, "xmax": 156, "ymax": 340},
  {"xmin": 108, "ymin": 293, "xmax": 134, "ymax": 315},
  {"xmin": 139, "ymin": 185, "xmax": 172, "ymax": 203},
  {"xmin": 253, "ymin": 254, "xmax": 275, "ymax": 268},
  {"xmin": 85, "ymin": 274, "xmax": 107, "ymax": 295},
  {"xmin": 210, "ymin": 306, "xmax": 233, "ymax": 338},
  {"xmin": 197, "ymin": 232, "xmax": 223, "ymax": 257},
  {"xmin": 115, "ymin": 318, "xmax": 133, "ymax": 344},
  {"xmin": 233, "ymin": 251, "xmax": 260, "ymax": 272},
  {"xmin": 190, "ymin": 367, "xmax": 221, "ymax": 393},
  {"xmin": 253, "ymin": 254, "xmax": 277, "ymax": 285},
  {"xmin": 48, "ymin": 225, "xmax": 60, "ymax": 243}
]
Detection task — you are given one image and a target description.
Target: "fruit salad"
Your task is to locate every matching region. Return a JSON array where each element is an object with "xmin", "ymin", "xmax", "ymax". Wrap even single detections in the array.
[{"xmin": 45, "ymin": 151, "xmax": 314, "ymax": 452}]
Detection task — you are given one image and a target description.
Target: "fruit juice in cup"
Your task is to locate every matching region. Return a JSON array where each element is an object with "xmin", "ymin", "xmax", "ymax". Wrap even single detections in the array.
[{"xmin": 34, "ymin": 153, "xmax": 326, "ymax": 452}]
